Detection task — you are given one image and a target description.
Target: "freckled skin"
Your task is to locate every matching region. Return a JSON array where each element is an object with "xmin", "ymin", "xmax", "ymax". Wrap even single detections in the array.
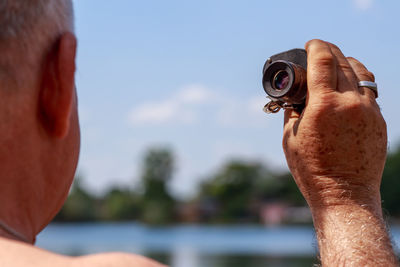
[
  {"xmin": 283, "ymin": 68, "xmax": 387, "ymax": 207},
  {"xmin": 282, "ymin": 40, "xmax": 397, "ymax": 266}
]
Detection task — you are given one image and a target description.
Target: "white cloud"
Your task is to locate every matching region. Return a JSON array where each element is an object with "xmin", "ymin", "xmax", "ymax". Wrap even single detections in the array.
[
  {"xmin": 130, "ymin": 101, "xmax": 180, "ymax": 124},
  {"xmin": 176, "ymin": 84, "xmax": 213, "ymax": 104},
  {"xmin": 353, "ymin": 0, "xmax": 373, "ymax": 10},
  {"xmin": 129, "ymin": 84, "xmax": 268, "ymax": 128},
  {"xmin": 129, "ymin": 84, "xmax": 214, "ymax": 125}
]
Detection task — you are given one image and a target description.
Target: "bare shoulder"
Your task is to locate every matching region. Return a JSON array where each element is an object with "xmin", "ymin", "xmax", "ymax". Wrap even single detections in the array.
[
  {"xmin": 0, "ymin": 237, "xmax": 73, "ymax": 267},
  {"xmin": 72, "ymin": 252, "xmax": 166, "ymax": 267},
  {"xmin": 0, "ymin": 237, "xmax": 165, "ymax": 267}
]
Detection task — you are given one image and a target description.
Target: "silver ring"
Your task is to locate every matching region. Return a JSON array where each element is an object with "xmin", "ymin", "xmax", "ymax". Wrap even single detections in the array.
[{"xmin": 358, "ymin": 81, "xmax": 378, "ymax": 98}]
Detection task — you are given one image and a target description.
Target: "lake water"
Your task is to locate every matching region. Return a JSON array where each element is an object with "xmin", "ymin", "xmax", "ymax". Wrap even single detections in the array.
[{"xmin": 36, "ymin": 223, "xmax": 400, "ymax": 267}]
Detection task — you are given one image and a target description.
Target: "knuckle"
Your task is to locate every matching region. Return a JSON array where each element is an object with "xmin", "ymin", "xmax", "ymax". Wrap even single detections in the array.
[
  {"xmin": 347, "ymin": 57, "xmax": 365, "ymax": 69},
  {"xmin": 342, "ymin": 99, "xmax": 363, "ymax": 112},
  {"xmin": 366, "ymin": 71, "xmax": 375, "ymax": 82},
  {"xmin": 306, "ymin": 38, "xmax": 323, "ymax": 46},
  {"xmin": 341, "ymin": 97, "xmax": 383, "ymax": 123},
  {"xmin": 327, "ymin": 42, "xmax": 340, "ymax": 51},
  {"xmin": 305, "ymin": 39, "xmax": 326, "ymax": 51},
  {"xmin": 346, "ymin": 57, "xmax": 361, "ymax": 68},
  {"xmin": 346, "ymin": 57, "xmax": 367, "ymax": 70},
  {"xmin": 335, "ymin": 96, "xmax": 366, "ymax": 116},
  {"xmin": 346, "ymin": 101, "xmax": 364, "ymax": 112},
  {"xmin": 338, "ymin": 62, "xmax": 354, "ymax": 73},
  {"xmin": 313, "ymin": 52, "xmax": 336, "ymax": 68}
]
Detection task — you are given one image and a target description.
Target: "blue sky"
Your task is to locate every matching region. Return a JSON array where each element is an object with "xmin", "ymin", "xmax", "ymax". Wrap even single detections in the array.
[{"xmin": 73, "ymin": 0, "xmax": 400, "ymax": 198}]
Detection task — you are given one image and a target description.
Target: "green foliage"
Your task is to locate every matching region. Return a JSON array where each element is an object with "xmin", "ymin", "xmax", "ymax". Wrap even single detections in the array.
[
  {"xmin": 102, "ymin": 188, "xmax": 140, "ymax": 221},
  {"xmin": 254, "ymin": 172, "xmax": 306, "ymax": 206},
  {"xmin": 139, "ymin": 148, "xmax": 176, "ymax": 224},
  {"xmin": 55, "ymin": 177, "xmax": 98, "ymax": 221},
  {"xmin": 142, "ymin": 149, "xmax": 174, "ymax": 184},
  {"xmin": 54, "ymin": 143, "xmax": 400, "ymax": 224},
  {"xmin": 200, "ymin": 161, "xmax": 264, "ymax": 222},
  {"xmin": 140, "ymin": 199, "xmax": 175, "ymax": 225},
  {"xmin": 55, "ymin": 147, "xmax": 310, "ymax": 224},
  {"xmin": 198, "ymin": 160, "xmax": 305, "ymax": 223},
  {"xmin": 55, "ymin": 148, "xmax": 177, "ymax": 224},
  {"xmin": 381, "ymin": 145, "xmax": 400, "ymax": 216}
]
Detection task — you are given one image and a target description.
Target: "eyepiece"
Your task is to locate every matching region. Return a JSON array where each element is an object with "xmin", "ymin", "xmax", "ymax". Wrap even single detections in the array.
[
  {"xmin": 262, "ymin": 60, "xmax": 307, "ymax": 105},
  {"xmin": 272, "ymin": 70, "xmax": 290, "ymax": 90}
]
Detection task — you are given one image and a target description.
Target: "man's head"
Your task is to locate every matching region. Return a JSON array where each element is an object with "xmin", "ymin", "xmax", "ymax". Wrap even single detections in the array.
[
  {"xmin": 0, "ymin": 0, "xmax": 79, "ymax": 243},
  {"xmin": 0, "ymin": 0, "xmax": 74, "ymax": 86}
]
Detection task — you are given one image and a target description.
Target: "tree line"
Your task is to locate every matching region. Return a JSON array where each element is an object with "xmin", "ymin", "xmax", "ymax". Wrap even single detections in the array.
[{"xmin": 54, "ymin": 144, "xmax": 400, "ymax": 225}]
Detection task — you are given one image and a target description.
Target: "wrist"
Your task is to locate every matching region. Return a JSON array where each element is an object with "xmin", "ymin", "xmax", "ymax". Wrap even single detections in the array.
[
  {"xmin": 307, "ymin": 186, "xmax": 384, "ymax": 223},
  {"xmin": 310, "ymin": 199, "xmax": 384, "ymax": 223},
  {"xmin": 298, "ymin": 175, "xmax": 382, "ymax": 211}
]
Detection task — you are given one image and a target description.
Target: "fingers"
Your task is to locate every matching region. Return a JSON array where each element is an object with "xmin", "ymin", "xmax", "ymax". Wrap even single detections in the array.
[
  {"xmin": 326, "ymin": 43, "xmax": 358, "ymax": 92},
  {"xmin": 347, "ymin": 57, "xmax": 377, "ymax": 100},
  {"xmin": 305, "ymin": 39, "xmax": 337, "ymax": 97},
  {"xmin": 305, "ymin": 40, "xmax": 359, "ymax": 96}
]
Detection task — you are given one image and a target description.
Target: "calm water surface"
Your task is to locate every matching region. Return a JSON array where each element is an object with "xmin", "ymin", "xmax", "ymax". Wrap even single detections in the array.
[{"xmin": 36, "ymin": 223, "xmax": 400, "ymax": 267}]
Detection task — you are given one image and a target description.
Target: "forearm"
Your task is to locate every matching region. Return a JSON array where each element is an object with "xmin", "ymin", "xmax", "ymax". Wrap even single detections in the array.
[{"xmin": 310, "ymin": 197, "xmax": 397, "ymax": 266}]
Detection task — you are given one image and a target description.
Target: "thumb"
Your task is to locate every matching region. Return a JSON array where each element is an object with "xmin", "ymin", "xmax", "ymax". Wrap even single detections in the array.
[{"xmin": 305, "ymin": 39, "xmax": 337, "ymax": 99}]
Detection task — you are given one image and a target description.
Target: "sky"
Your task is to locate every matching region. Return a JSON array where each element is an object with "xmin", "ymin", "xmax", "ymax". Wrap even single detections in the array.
[{"xmin": 73, "ymin": 0, "xmax": 400, "ymax": 198}]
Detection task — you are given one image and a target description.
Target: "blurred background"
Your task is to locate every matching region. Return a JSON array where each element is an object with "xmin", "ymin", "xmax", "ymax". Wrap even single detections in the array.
[{"xmin": 36, "ymin": 0, "xmax": 400, "ymax": 266}]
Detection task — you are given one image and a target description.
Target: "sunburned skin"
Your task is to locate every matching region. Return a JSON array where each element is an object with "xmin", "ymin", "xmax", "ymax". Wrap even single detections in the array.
[
  {"xmin": 0, "ymin": 237, "xmax": 165, "ymax": 267},
  {"xmin": 282, "ymin": 39, "xmax": 397, "ymax": 266}
]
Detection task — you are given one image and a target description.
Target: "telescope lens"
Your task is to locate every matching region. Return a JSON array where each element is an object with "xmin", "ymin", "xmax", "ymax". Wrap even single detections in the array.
[{"xmin": 272, "ymin": 70, "xmax": 290, "ymax": 90}]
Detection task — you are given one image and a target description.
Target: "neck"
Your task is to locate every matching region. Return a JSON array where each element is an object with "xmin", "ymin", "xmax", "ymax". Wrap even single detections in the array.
[
  {"xmin": 0, "ymin": 219, "xmax": 34, "ymax": 243},
  {"xmin": 0, "ymin": 174, "xmax": 40, "ymax": 244},
  {"xmin": 0, "ymin": 192, "xmax": 37, "ymax": 244}
]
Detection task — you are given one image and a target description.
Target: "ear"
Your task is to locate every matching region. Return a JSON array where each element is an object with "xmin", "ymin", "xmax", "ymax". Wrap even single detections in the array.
[{"xmin": 40, "ymin": 32, "xmax": 77, "ymax": 138}]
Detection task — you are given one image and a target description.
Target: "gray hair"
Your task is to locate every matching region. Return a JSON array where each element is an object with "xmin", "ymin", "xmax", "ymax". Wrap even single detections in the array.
[{"xmin": 0, "ymin": 0, "xmax": 74, "ymax": 87}]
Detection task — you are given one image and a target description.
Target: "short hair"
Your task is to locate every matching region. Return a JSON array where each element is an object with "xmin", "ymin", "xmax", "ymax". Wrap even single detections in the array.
[{"xmin": 0, "ymin": 0, "xmax": 74, "ymax": 87}]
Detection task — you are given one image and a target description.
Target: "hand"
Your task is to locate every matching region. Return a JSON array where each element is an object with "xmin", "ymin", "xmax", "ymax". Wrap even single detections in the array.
[
  {"xmin": 282, "ymin": 39, "xmax": 397, "ymax": 266},
  {"xmin": 283, "ymin": 39, "xmax": 387, "ymax": 209}
]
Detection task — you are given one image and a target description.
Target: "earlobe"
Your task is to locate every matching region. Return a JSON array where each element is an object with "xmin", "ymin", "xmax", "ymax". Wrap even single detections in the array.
[{"xmin": 40, "ymin": 32, "xmax": 77, "ymax": 139}]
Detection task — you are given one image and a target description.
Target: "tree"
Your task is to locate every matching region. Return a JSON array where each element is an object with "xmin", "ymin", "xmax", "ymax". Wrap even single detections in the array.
[
  {"xmin": 197, "ymin": 159, "xmax": 307, "ymax": 223},
  {"xmin": 102, "ymin": 188, "xmax": 140, "ymax": 221},
  {"xmin": 199, "ymin": 160, "xmax": 265, "ymax": 223},
  {"xmin": 381, "ymin": 145, "xmax": 400, "ymax": 217},
  {"xmin": 139, "ymin": 148, "xmax": 176, "ymax": 224},
  {"xmin": 254, "ymin": 171, "xmax": 306, "ymax": 206},
  {"xmin": 55, "ymin": 176, "xmax": 98, "ymax": 222}
]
